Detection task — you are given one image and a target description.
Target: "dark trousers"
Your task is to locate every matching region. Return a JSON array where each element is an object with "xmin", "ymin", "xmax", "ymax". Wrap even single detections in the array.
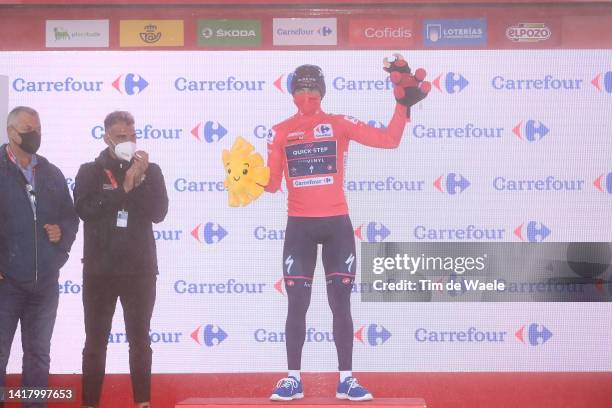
[
  {"xmin": 0, "ymin": 277, "xmax": 59, "ymax": 408},
  {"xmin": 81, "ymin": 274, "xmax": 156, "ymax": 407}
]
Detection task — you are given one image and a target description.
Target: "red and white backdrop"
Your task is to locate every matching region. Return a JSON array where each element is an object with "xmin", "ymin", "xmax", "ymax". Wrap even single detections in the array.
[{"xmin": 1, "ymin": 1, "xmax": 611, "ymax": 375}]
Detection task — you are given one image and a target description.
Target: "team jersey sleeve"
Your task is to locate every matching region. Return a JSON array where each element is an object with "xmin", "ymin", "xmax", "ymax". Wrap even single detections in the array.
[
  {"xmin": 343, "ymin": 103, "xmax": 409, "ymax": 149},
  {"xmin": 264, "ymin": 127, "xmax": 285, "ymax": 193}
]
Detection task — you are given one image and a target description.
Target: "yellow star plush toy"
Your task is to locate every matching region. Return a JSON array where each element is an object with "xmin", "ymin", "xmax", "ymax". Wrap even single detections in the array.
[{"xmin": 222, "ymin": 136, "xmax": 270, "ymax": 207}]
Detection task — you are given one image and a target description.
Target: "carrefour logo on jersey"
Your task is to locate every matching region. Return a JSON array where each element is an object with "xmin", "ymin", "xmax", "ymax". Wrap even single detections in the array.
[
  {"xmin": 91, "ymin": 123, "xmax": 182, "ymax": 140},
  {"xmin": 174, "ymin": 76, "xmax": 266, "ymax": 92}
]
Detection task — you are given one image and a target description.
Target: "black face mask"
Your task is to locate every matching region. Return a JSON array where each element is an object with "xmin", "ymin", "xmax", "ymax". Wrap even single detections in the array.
[{"xmin": 17, "ymin": 130, "xmax": 41, "ymax": 154}]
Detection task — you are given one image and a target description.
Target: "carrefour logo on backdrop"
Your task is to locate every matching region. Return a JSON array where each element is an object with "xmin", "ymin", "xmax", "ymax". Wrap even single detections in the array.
[
  {"xmin": 191, "ymin": 222, "xmax": 228, "ymax": 244},
  {"xmin": 355, "ymin": 324, "xmax": 391, "ymax": 346},
  {"xmin": 333, "ymin": 75, "xmax": 393, "ymax": 91},
  {"xmin": 174, "ymin": 76, "xmax": 266, "ymax": 92},
  {"xmin": 12, "ymin": 76, "xmax": 104, "ymax": 92},
  {"xmin": 354, "ymin": 222, "xmax": 390, "ymax": 242},
  {"xmin": 175, "ymin": 279, "xmax": 266, "ymax": 295},
  {"xmin": 594, "ymin": 172, "xmax": 612, "ymax": 194},
  {"xmin": 413, "ymin": 225, "xmax": 506, "ymax": 240},
  {"xmin": 491, "ymin": 74, "xmax": 583, "ymax": 91},
  {"xmin": 514, "ymin": 221, "xmax": 551, "ymax": 242},
  {"xmin": 109, "ymin": 329, "xmax": 183, "ymax": 344},
  {"xmin": 59, "ymin": 280, "xmax": 82, "ymax": 295},
  {"xmin": 191, "ymin": 121, "xmax": 227, "ymax": 142},
  {"xmin": 254, "ymin": 226, "xmax": 285, "ymax": 240},
  {"xmin": 515, "ymin": 323, "xmax": 553, "ymax": 346},
  {"xmin": 273, "ymin": 72, "xmax": 294, "ymax": 93},
  {"xmin": 512, "ymin": 120, "xmax": 549, "ymax": 142},
  {"xmin": 412, "ymin": 123, "xmax": 502, "ymax": 139},
  {"xmin": 493, "ymin": 176, "xmax": 585, "ymax": 192},
  {"xmin": 591, "ymin": 71, "xmax": 612, "ymax": 93},
  {"xmin": 191, "ymin": 324, "xmax": 228, "ymax": 347},
  {"xmin": 91, "ymin": 123, "xmax": 182, "ymax": 140},
  {"xmin": 112, "ymin": 73, "xmax": 149, "ymax": 95},
  {"xmin": 434, "ymin": 173, "xmax": 470, "ymax": 195},
  {"xmin": 432, "ymin": 72, "xmax": 469, "ymax": 94},
  {"xmin": 254, "ymin": 327, "xmax": 333, "ymax": 343},
  {"xmin": 173, "ymin": 178, "xmax": 226, "ymax": 192}
]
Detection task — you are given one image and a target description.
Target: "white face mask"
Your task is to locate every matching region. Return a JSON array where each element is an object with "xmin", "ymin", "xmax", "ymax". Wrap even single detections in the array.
[{"xmin": 113, "ymin": 141, "xmax": 137, "ymax": 162}]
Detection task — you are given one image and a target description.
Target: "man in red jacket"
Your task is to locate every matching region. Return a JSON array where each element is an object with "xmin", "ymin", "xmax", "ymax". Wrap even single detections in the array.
[{"xmin": 266, "ymin": 62, "xmax": 429, "ymax": 401}]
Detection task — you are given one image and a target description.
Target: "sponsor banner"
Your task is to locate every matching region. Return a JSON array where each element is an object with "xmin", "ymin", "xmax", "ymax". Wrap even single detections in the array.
[
  {"xmin": 120, "ymin": 20, "xmax": 184, "ymax": 47},
  {"xmin": 348, "ymin": 19, "xmax": 415, "ymax": 48},
  {"xmin": 197, "ymin": 20, "xmax": 262, "ymax": 47},
  {"xmin": 423, "ymin": 19, "xmax": 487, "ymax": 47},
  {"xmin": 45, "ymin": 20, "xmax": 109, "ymax": 48},
  {"xmin": 561, "ymin": 15, "xmax": 612, "ymax": 48},
  {"xmin": 272, "ymin": 18, "xmax": 337, "ymax": 46}
]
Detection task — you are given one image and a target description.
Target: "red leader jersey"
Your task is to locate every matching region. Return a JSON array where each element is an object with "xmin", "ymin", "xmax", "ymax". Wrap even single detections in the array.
[{"xmin": 265, "ymin": 103, "xmax": 409, "ymax": 217}]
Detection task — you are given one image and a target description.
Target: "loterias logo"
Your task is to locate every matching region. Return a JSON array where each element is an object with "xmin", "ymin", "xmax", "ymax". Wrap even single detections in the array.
[
  {"xmin": 191, "ymin": 121, "xmax": 227, "ymax": 142},
  {"xmin": 355, "ymin": 324, "xmax": 391, "ymax": 346},
  {"xmin": 515, "ymin": 323, "xmax": 552, "ymax": 346},
  {"xmin": 506, "ymin": 23, "xmax": 551, "ymax": 42},
  {"xmin": 432, "ymin": 72, "xmax": 469, "ymax": 94},
  {"xmin": 514, "ymin": 221, "xmax": 551, "ymax": 242},
  {"xmin": 355, "ymin": 222, "xmax": 391, "ymax": 243},
  {"xmin": 513, "ymin": 120, "xmax": 549, "ymax": 142},
  {"xmin": 197, "ymin": 19, "xmax": 261, "ymax": 47},
  {"xmin": 594, "ymin": 172, "xmax": 612, "ymax": 194},
  {"xmin": 112, "ymin": 73, "xmax": 149, "ymax": 95},
  {"xmin": 348, "ymin": 19, "xmax": 414, "ymax": 47},
  {"xmin": 424, "ymin": 19, "xmax": 487, "ymax": 47},
  {"xmin": 191, "ymin": 324, "xmax": 228, "ymax": 346},
  {"xmin": 434, "ymin": 173, "xmax": 470, "ymax": 195},
  {"xmin": 191, "ymin": 223, "xmax": 228, "ymax": 244},
  {"xmin": 273, "ymin": 18, "xmax": 337, "ymax": 46},
  {"xmin": 591, "ymin": 71, "xmax": 612, "ymax": 93}
]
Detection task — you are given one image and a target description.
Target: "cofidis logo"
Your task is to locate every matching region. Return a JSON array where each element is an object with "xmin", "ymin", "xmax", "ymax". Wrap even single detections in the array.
[
  {"xmin": 348, "ymin": 19, "xmax": 414, "ymax": 47},
  {"xmin": 424, "ymin": 19, "xmax": 487, "ymax": 47}
]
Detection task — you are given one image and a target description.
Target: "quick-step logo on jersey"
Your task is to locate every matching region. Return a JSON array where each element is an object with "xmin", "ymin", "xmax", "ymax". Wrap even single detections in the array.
[{"xmin": 285, "ymin": 140, "xmax": 338, "ymax": 182}]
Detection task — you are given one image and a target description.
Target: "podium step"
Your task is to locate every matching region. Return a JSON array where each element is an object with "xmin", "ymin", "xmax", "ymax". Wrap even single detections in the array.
[{"xmin": 175, "ymin": 398, "xmax": 427, "ymax": 408}]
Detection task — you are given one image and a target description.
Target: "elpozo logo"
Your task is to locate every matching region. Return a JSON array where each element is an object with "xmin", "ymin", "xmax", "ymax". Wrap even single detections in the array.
[
  {"xmin": 120, "ymin": 20, "xmax": 184, "ymax": 47},
  {"xmin": 273, "ymin": 18, "xmax": 337, "ymax": 46},
  {"xmin": 197, "ymin": 19, "xmax": 261, "ymax": 47},
  {"xmin": 506, "ymin": 23, "xmax": 551, "ymax": 43},
  {"xmin": 45, "ymin": 20, "xmax": 109, "ymax": 48}
]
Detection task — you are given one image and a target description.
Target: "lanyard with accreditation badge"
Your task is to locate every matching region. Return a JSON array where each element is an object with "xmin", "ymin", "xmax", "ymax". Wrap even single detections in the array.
[{"xmin": 104, "ymin": 169, "xmax": 129, "ymax": 228}]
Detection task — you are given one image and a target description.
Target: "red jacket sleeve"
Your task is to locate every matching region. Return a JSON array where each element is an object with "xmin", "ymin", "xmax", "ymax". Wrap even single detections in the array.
[
  {"xmin": 344, "ymin": 103, "xmax": 409, "ymax": 149},
  {"xmin": 264, "ymin": 127, "xmax": 284, "ymax": 193}
]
